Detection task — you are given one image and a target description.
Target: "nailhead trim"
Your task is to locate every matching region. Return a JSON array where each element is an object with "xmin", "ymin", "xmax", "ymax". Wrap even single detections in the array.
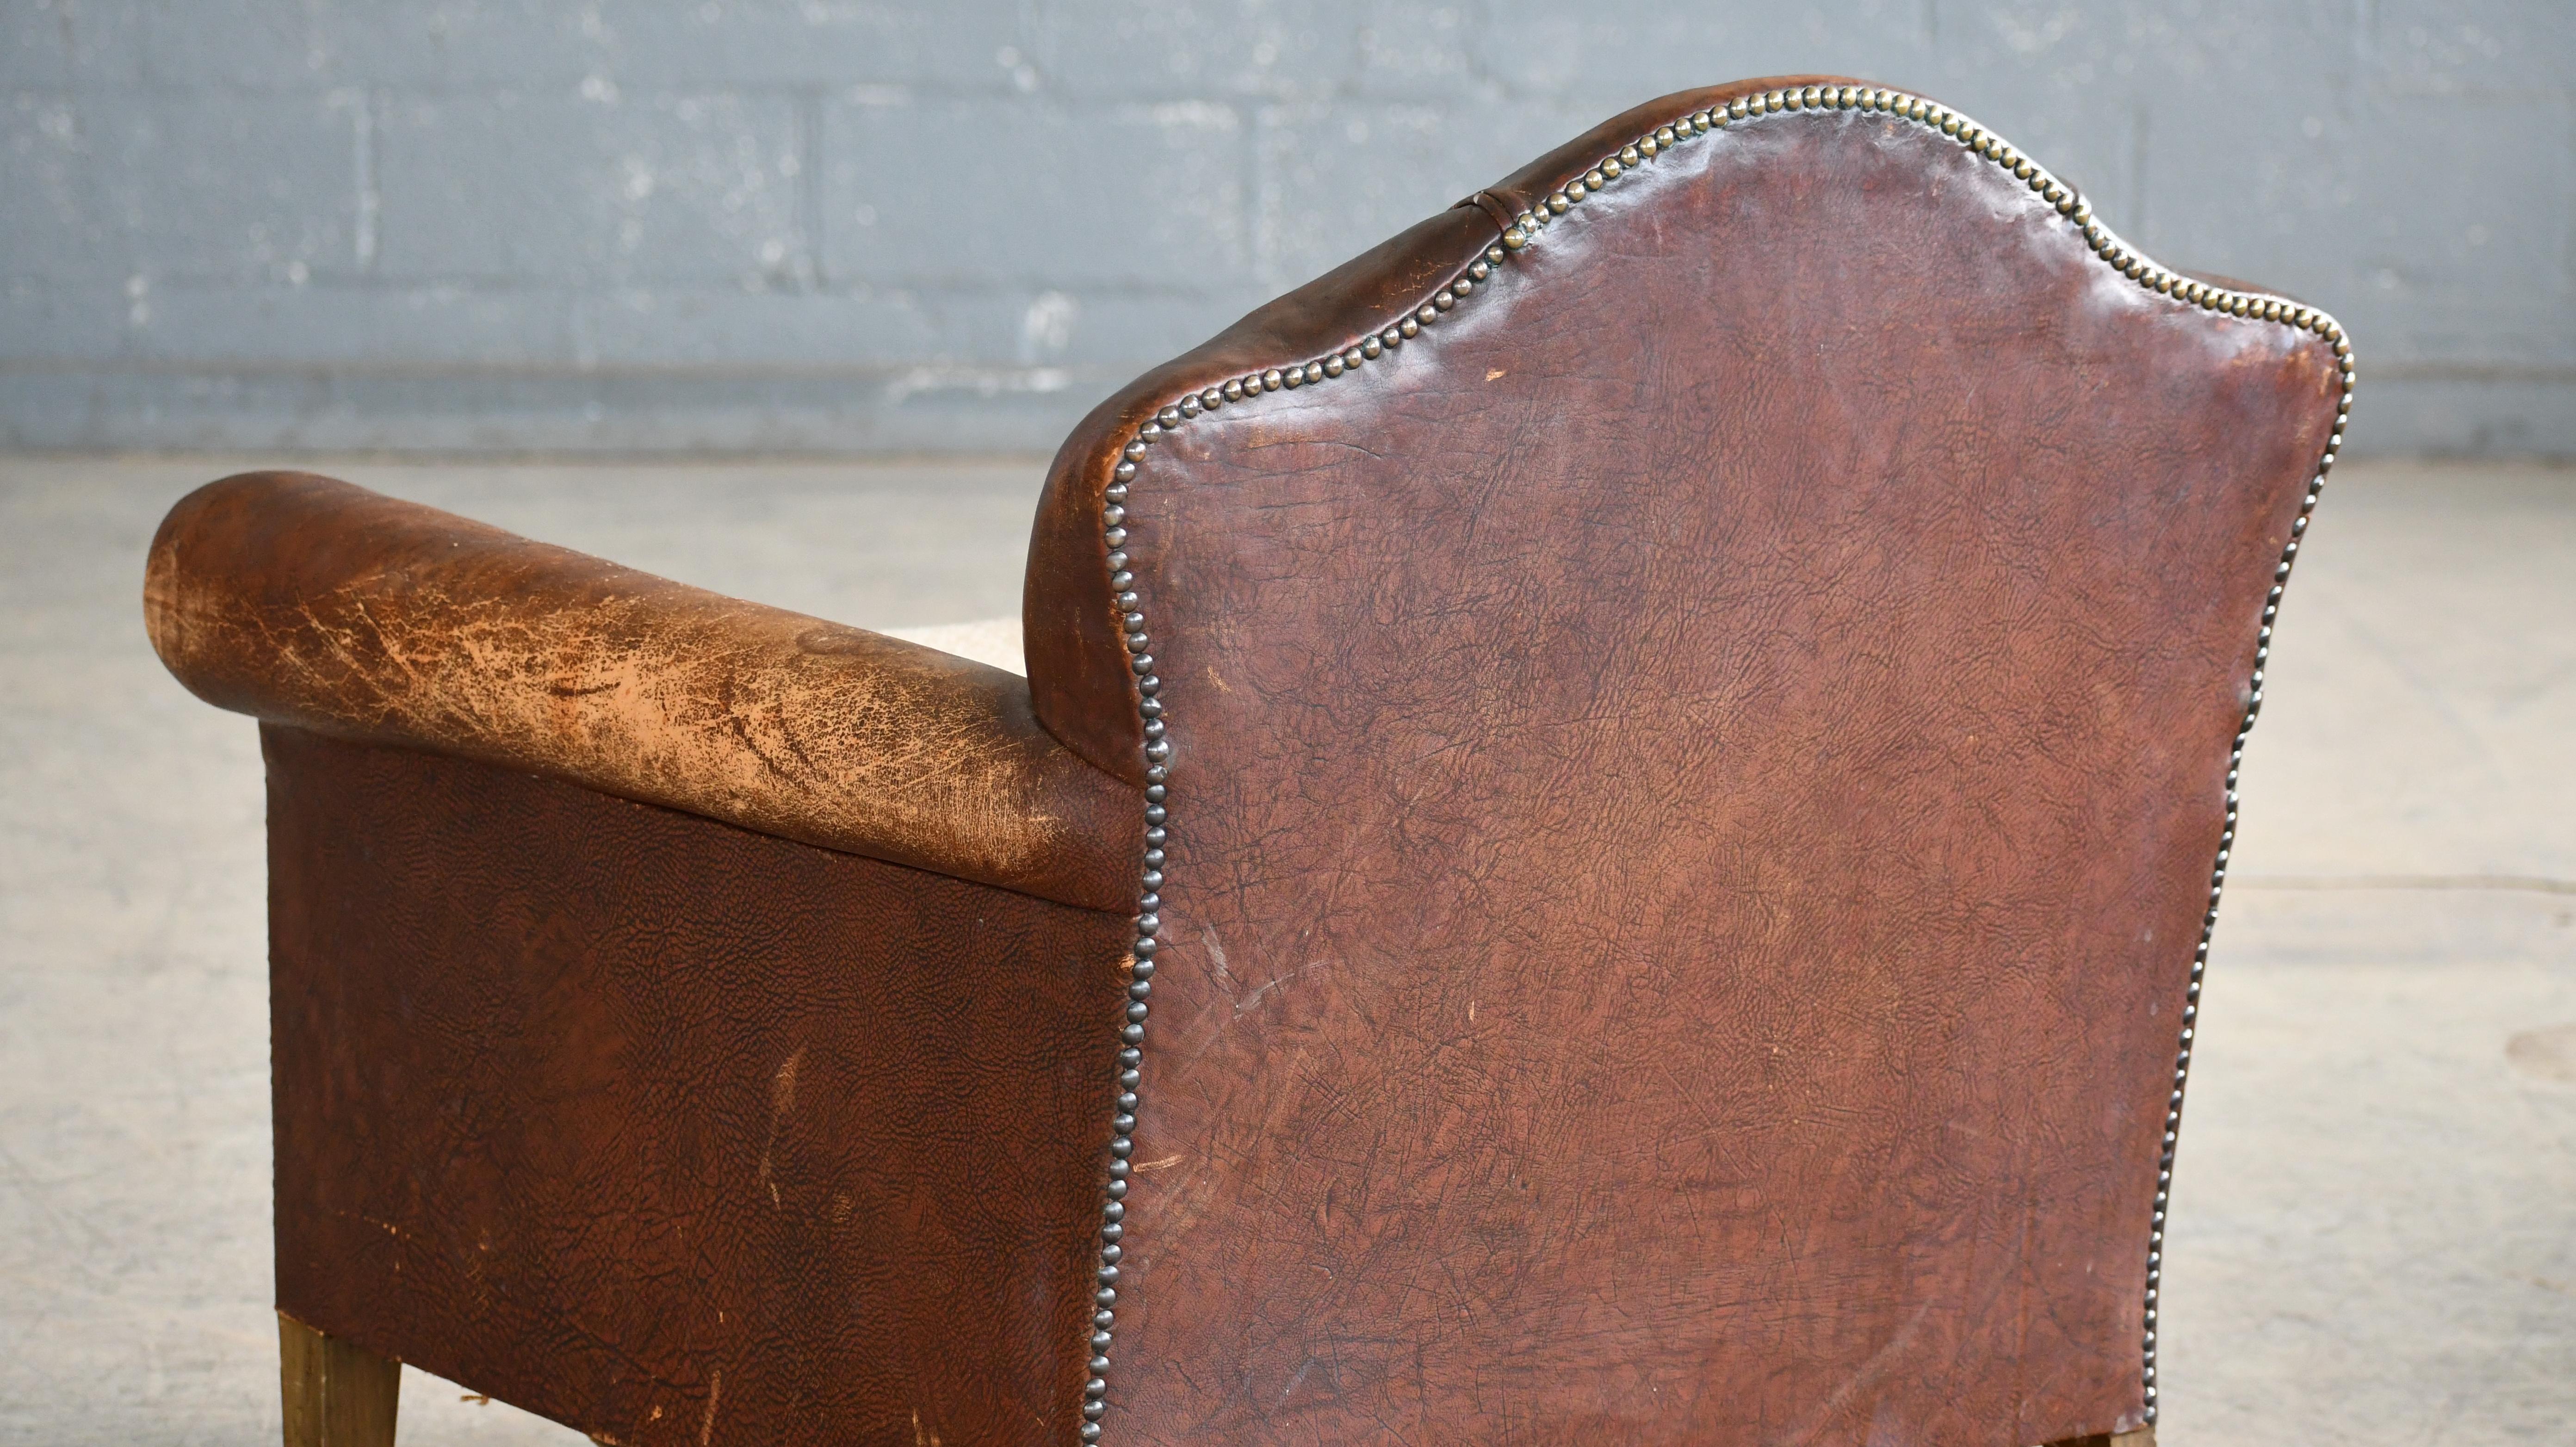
[{"xmin": 1078, "ymin": 85, "xmax": 2352, "ymax": 1439}]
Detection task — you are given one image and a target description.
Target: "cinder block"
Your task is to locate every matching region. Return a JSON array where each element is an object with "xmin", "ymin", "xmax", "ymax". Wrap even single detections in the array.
[
  {"xmin": 2143, "ymin": 87, "xmax": 2573, "ymax": 368},
  {"xmin": 574, "ymin": 287, "xmax": 944, "ymax": 367},
  {"xmin": 2372, "ymin": 0, "xmax": 2576, "ymax": 96},
  {"xmin": 0, "ymin": 90, "xmax": 124, "ymax": 281},
  {"xmin": 0, "ymin": 275, "xmax": 128, "ymax": 363},
  {"xmin": 1470, "ymin": 4, "xmax": 1933, "ymax": 103},
  {"xmin": 1036, "ymin": 0, "xmax": 1357, "ymax": 100},
  {"xmin": 0, "ymin": 370, "xmax": 106, "ymax": 447},
  {"xmin": 1351, "ymin": 1, "xmax": 1484, "ymax": 100},
  {"xmin": 1253, "ymin": 98, "xmax": 1592, "ymax": 292},
  {"xmin": 1925, "ymin": 0, "xmax": 2361, "ymax": 228},
  {"xmin": 2359, "ymin": 376, "xmax": 2576, "ymax": 455},
  {"xmin": 0, "ymin": 0, "xmax": 143, "ymax": 88},
  {"xmin": 823, "ymin": 95, "xmax": 1250, "ymax": 286},
  {"xmin": 126, "ymin": 282, "xmax": 581, "ymax": 365},
  {"xmin": 374, "ymin": 89, "xmax": 804, "ymax": 285},
  {"xmin": 1046, "ymin": 0, "xmax": 1484, "ymax": 103},
  {"xmin": 0, "ymin": 365, "xmax": 1107, "ymax": 453},
  {"xmin": 593, "ymin": 1, "xmax": 1040, "ymax": 89},
  {"xmin": 139, "ymin": 0, "xmax": 323, "ymax": 89},
  {"xmin": 88, "ymin": 88, "xmax": 364, "ymax": 283},
  {"xmin": 1932, "ymin": 0, "xmax": 2353, "ymax": 92},
  {"xmin": 319, "ymin": 0, "xmax": 1039, "ymax": 89},
  {"xmin": 927, "ymin": 287, "xmax": 1269, "ymax": 368},
  {"xmin": 311, "ymin": 2, "xmax": 625, "ymax": 88},
  {"xmin": 2324, "ymin": 289, "xmax": 2576, "ymax": 398}
]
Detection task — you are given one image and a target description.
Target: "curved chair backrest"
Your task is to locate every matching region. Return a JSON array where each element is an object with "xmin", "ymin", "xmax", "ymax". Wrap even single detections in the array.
[{"xmin": 1023, "ymin": 77, "xmax": 2347, "ymax": 1445}]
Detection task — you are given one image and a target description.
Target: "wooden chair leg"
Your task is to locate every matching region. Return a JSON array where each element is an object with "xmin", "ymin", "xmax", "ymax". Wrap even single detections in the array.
[{"xmin": 279, "ymin": 1311, "xmax": 400, "ymax": 1447}]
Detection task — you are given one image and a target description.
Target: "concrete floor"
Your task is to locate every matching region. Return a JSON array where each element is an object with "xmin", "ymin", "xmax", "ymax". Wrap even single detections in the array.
[{"xmin": 1, "ymin": 456, "xmax": 2569, "ymax": 1444}]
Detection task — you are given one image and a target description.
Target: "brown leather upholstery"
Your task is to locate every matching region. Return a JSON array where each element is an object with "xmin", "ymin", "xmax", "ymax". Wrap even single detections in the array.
[
  {"xmin": 147, "ymin": 471, "xmax": 1139, "ymax": 910},
  {"xmin": 149, "ymin": 77, "xmax": 2348, "ymax": 1447},
  {"xmin": 1025, "ymin": 78, "xmax": 2341, "ymax": 1444},
  {"xmin": 263, "ymin": 724, "xmax": 1130, "ymax": 1445}
]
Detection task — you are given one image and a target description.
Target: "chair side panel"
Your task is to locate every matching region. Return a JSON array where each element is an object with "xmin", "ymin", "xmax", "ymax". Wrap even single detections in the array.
[
  {"xmin": 263, "ymin": 725, "xmax": 1130, "ymax": 1447},
  {"xmin": 1101, "ymin": 108, "xmax": 2340, "ymax": 1444}
]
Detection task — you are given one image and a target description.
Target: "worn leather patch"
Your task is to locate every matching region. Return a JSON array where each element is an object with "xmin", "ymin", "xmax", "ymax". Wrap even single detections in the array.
[{"xmin": 265, "ymin": 725, "xmax": 1133, "ymax": 1446}]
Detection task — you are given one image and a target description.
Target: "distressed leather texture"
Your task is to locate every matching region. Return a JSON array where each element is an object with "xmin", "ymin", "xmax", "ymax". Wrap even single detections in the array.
[
  {"xmin": 146, "ymin": 75, "xmax": 2344, "ymax": 1447},
  {"xmin": 1023, "ymin": 76, "xmax": 1857, "ymax": 783},
  {"xmin": 264, "ymin": 724, "xmax": 1132, "ymax": 1446},
  {"xmin": 1026, "ymin": 80, "xmax": 2338, "ymax": 1444},
  {"xmin": 147, "ymin": 471, "xmax": 1139, "ymax": 911}
]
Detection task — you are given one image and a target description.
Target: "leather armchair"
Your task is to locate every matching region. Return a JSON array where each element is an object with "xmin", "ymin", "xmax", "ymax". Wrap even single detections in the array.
[{"xmin": 148, "ymin": 77, "xmax": 2349, "ymax": 1447}]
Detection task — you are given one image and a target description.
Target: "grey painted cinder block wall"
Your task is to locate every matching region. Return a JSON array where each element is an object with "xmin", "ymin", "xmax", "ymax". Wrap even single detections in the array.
[{"xmin": 5, "ymin": 1, "xmax": 2569, "ymax": 457}]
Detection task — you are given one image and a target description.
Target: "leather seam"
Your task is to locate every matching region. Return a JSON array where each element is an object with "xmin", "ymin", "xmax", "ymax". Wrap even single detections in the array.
[{"xmin": 1460, "ymin": 190, "xmax": 1520, "ymax": 233}]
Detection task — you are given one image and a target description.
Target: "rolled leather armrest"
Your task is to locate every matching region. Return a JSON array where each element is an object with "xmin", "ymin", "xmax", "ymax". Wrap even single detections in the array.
[{"xmin": 145, "ymin": 471, "xmax": 1140, "ymax": 912}]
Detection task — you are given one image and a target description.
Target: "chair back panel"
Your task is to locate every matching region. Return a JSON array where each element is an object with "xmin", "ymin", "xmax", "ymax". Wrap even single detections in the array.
[{"xmin": 1028, "ymin": 80, "xmax": 2342, "ymax": 1445}]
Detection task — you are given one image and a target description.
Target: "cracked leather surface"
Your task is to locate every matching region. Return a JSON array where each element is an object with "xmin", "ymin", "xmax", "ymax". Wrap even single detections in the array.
[
  {"xmin": 1027, "ymin": 80, "xmax": 2340, "ymax": 1444},
  {"xmin": 265, "ymin": 725, "xmax": 1131, "ymax": 1446},
  {"xmin": 146, "ymin": 471, "xmax": 1139, "ymax": 911}
]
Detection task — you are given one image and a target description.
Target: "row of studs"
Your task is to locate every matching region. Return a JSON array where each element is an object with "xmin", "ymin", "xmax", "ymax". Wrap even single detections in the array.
[
  {"xmin": 1077, "ymin": 82, "xmax": 2356, "ymax": 1439},
  {"xmin": 1071, "ymin": 196, "xmax": 1513, "ymax": 1447},
  {"xmin": 2143, "ymin": 356, "xmax": 2352, "ymax": 1418},
  {"xmin": 1078, "ymin": 404, "xmax": 1164, "ymax": 1441}
]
